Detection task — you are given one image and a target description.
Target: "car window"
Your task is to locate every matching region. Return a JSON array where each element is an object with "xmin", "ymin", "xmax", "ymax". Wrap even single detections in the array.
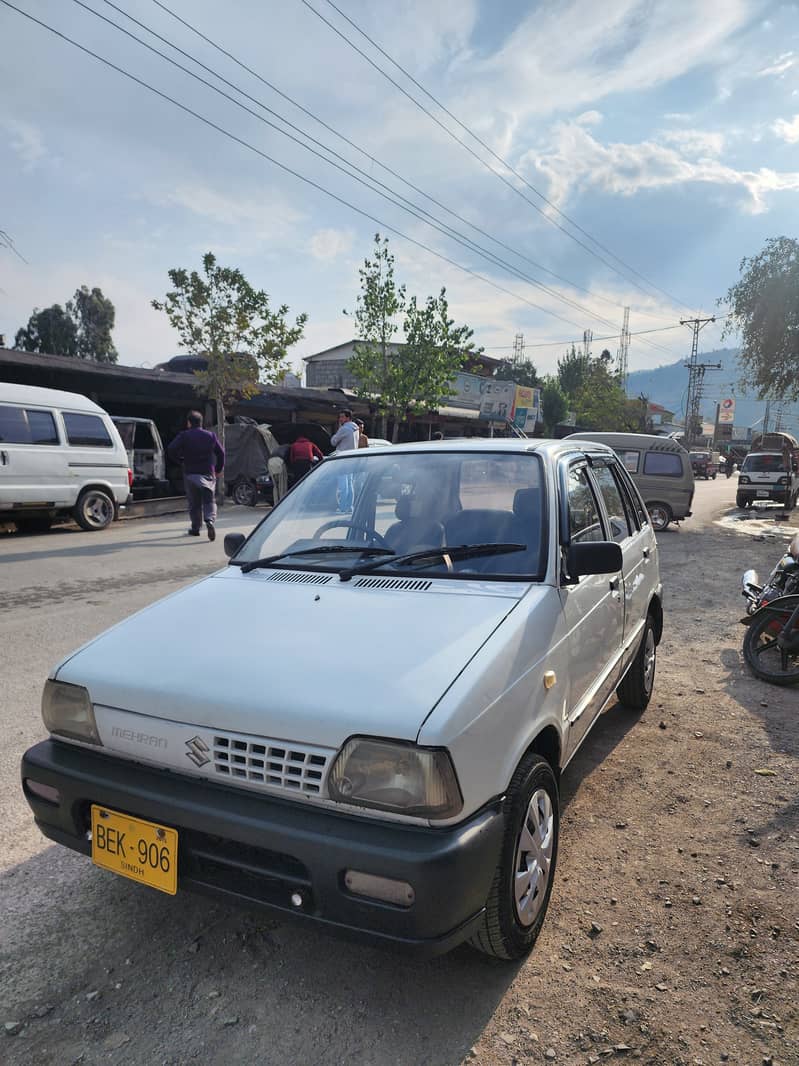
[
  {"xmin": 643, "ymin": 451, "xmax": 683, "ymax": 477},
  {"xmin": 63, "ymin": 412, "xmax": 113, "ymax": 448},
  {"xmin": 607, "ymin": 462, "xmax": 641, "ymax": 532},
  {"xmin": 741, "ymin": 454, "xmax": 786, "ymax": 473},
  {"xmin": 620, "ymin": 450, "xmax": 640, "ymax": 474},
  {"xmin": 567, "ymin": 465, "xmax": 604, "ymax": 543},
  {"xmin": 0, "ymin": 405, "xmax": 59, "ymax": 445},
  {"xmin": 592, "ymin": 463, "xmax": 633, "ymax": 543}
]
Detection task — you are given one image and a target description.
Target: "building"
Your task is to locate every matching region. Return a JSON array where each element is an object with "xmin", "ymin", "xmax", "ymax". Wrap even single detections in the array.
[{"xmin": 303, "ymin": 339, "xmax": 500, "ymax": 389}]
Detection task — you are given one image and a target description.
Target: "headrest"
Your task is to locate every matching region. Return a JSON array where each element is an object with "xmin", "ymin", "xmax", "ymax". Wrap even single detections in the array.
[
  {"xmin": 395, "ymin": 495, "xmax": 426, "ymax": 521},
  {"xmin": 513, "ymin": 488, "xmax": 537, "ymax": 517}
]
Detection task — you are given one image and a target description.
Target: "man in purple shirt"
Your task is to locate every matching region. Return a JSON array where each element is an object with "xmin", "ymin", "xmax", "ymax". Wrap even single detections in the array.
[{"xmin": 168, "ymin": 411, "xmax": 225, "ymax": 540}]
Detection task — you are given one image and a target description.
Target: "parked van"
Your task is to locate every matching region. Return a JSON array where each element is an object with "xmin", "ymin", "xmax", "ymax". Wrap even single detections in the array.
[
  {"xmin": 111, "ymin": 416, "xmax": 168, "ymax": 500},
  {"xmin": 0, "ymin": 383, "xmax": 131, "ymax": 532},
  {"xmin": 566, "ymin": 432, "xmax": 694, "ymax": 531}
]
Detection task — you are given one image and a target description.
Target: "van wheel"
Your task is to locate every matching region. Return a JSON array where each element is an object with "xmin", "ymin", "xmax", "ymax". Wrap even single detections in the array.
[
  {"xmin": 233, "ymin": 479, "xmax": 258, "ymax": 507},
  {"xmin": 616, "ymin": 617, "xmax": 656, "ymax": 711},
  {"xmin": 74, "ymin": 489, "xmax": 115, "ymax": 531},
  {"xmin": 15, "ymin": 515, "xmax": 52, "ymax": 534},
  {"xmin": 469, "ymin": 754, "xmax": 559, "ymax": 960},
  {"xmin": 647, "ymin": 503, "xmax": 672, "ymax": 532}
]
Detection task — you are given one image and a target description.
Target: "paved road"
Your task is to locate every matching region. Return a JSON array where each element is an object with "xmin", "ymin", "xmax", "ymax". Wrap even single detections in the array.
[{"xmin": 2, "ymin": 478, "xmax": 792, "ymax": 1066}]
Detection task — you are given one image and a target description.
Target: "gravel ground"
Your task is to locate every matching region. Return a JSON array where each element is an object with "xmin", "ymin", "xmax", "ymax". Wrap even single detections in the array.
[{"xmin": 1, "ymin": 486, "xmax": 796, "ymax": 1065}]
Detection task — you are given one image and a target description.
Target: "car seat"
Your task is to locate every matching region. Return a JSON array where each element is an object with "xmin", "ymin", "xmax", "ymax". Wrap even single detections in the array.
[{"xmin": 384, "ymin": 496, "xmax": 445, "ymax": 555}]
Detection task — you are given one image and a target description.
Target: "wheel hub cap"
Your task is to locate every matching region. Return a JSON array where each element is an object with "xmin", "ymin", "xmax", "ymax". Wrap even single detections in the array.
[
  {"xmin": 513, "ymin": 788, "xmax": 554, "ymax": 927},
  {"xmin": 643, "ymin": 629, "xmax": 656, "ymax": 692}
]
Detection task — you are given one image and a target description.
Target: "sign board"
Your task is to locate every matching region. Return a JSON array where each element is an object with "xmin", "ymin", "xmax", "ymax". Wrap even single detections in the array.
[
  {"xmin": 511, "ymin": 385, "xmax": 542, "ymax": 432},
  {"xmin": 449, "ymin": 371, "xmax": 484, "ymax": 410},
  {"xmin": 478, "ymin": 378, "xmax": 516, "ymax": 422},
  {"xmin": 718, "ymin": 397, "xmax": 735, "ymax": 424}
]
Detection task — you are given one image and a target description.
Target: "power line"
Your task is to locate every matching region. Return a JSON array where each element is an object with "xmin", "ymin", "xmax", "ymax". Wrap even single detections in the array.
[
  {"xmin": 484, "ymin": 323, "xmax": 685, "ymax": 350},
  {"xmin": 149, "ymin": 0, "xmax": 672, "ymax": 325},
  {"xmin": 301, "ymin": 0, "xmax": 696, "ymax": 313},
  {"xmin": 0, "ymin": 0, "xmax": 638, "ymax": 337},
  {"xmin": 67, "ymin": 0, "xmax": 678, "ymax": 352}
]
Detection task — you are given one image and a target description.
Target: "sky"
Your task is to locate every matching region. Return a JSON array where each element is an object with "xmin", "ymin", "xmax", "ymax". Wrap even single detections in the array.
[{"xmin": 1, "ymin": 0, "xmax": 798, "ymax": 384}]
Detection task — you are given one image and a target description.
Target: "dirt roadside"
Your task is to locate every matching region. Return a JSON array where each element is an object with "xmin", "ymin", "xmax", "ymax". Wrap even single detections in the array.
[{"xmin": 2, "ymin": 517, "xmax": 797, "ymax": 1066}]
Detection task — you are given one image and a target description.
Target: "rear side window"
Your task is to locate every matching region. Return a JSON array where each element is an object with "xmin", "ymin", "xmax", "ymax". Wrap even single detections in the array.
[
  {"xmin": 0, "ymin": 405, "xmax": 59, "ymax": 445},
  {"xmin": 63, "ymin": 412, "xmax": 113, "ymax": 447},
  {"xmin": 620, "ymin": 450, "xmax": 640, "ymax": 473},
  {"xmin": 643, "ymin": 451, "xmax": 683, "ymax": 478}
]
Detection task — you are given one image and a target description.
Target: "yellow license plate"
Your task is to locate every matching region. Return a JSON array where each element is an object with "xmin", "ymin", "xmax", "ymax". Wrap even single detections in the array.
[{"xmin": 91, "ymin": 805, "xmax": 178, "ymax": 895}]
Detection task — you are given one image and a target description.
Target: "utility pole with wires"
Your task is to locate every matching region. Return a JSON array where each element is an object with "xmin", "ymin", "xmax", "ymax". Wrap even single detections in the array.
[
  {"xmin": 617, "ymin": 306, "xmax": 630, "ymax": 389},
  {"xmin": 511, "ymin": 332, "xmax": 525, "ymax": 367},
  {"xmin": 773, "ymin": 400, "xmax": 785, "ymax": 434},
  {"xmin": 681, "ymin": 316, "xmax": 720, "ymax": 447},
  {"xmin": 583, "ymin": 329, "xmax": 593, "ymax": 360}
]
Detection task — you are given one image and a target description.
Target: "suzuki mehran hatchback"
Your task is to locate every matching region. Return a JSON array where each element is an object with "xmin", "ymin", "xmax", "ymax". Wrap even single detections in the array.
[{"xmin": 22, "ymin": 440, "xmax": 662, "ymax": 959}]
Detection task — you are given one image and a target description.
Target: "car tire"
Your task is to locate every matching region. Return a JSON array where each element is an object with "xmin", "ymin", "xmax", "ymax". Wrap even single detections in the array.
[
  {"xmin": 647, "ymin": 503, "xmax": 672, "ymax": 532},
  {"xmin": 233, "ymin": 479, "xmax": 258, "ymax": 507},
  {"xmin": 469, "ymin": 753, "xmax": 559, "ymax": 961},
  {"xmin": 616, "ymin": 616, "xmax": 657, "ymax": 711},
  {"xmin": 736, "ymin": 494, "xmax": 748, "ymax": 509},
  {"xmin": 711, "ymin": 473, "xmax": 717, "ymax": 480},
  {"xmin": 74, "ymin": 488, "xmax": 115, "ymax": 531},
  {"xmin": 15, "ymin": 515, "xmax": 52, "ymax": 534}
]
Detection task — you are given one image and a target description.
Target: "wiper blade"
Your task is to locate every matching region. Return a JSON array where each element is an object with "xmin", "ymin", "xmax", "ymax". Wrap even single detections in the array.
[
  {"xmin": 239, "ymin": 545, "xmax": 393, "ymax": 573},
  {"xmin": 340, "ymin": 543, "xmax": 526, "ymax": 582}
]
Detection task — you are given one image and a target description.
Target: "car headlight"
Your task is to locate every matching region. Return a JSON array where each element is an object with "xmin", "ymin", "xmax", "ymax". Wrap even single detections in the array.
[
  {"xmin": 738, "ymin": 476, "xmax": 749, "ymax": 484},
  {"xmin": 328, "ymin": 738, "xmax": 462, "ymax": 819},
  {"xmin": 778, "ymin": 476, "xmax": 788, "ymax": 485},
  {"xmin": 42, "ymin": 680, "xmax": 102, "ymax": 745}
]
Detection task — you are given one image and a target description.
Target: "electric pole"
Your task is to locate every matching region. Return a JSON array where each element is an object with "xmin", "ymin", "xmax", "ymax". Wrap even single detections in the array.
[
  {"xmin": 583, "ymin": 329, "xmax": 593, "ymax": 360},
  {"xmin": 617, "ymin": 307, "xmax": 630, "ymax": 389},
  {"xmin": 680, "ymin": 316, "xmax": 720, "ymax": 447},
  {"xmin": 512, "ymin": 332, "xmax": 525, "ymax": 367}
]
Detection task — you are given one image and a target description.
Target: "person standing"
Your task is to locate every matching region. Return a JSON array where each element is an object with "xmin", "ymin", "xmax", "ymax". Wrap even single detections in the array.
[
  {"xmin": 330, "ymin": 409, "xmax": 359, "ymax": 512},
  {"xmin": 289, "ymin": 434, "xmax": 324, "ymax": 480},
  {"xmin": 267, "ymin": 450, "xmax": 288, "ymax": 504},
  {"xmin": 356, "ymin": 419, "xmax": 369, "ymax": 449},
  {"xmin": 168, "ymin": 410, "xmax": 225, "ymax": 541}
]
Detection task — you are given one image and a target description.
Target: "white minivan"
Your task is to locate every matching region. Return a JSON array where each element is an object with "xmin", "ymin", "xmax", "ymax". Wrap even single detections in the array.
[
  {"xmin": 0, "ymin": 383, "xmax": 131, "ymax": 532},
  {"xmin": 22, "ymin": 440, "xmax": 662, "ymax": 958}
]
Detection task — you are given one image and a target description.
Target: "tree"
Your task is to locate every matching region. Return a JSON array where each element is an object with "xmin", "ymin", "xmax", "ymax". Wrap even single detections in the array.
[
  {"xmin": 492, "ymin": 357, "xmax": 540, "ymax": 388},
  {"xmin": 572, "ymin": 356, "xmax": 628, "ymax": 431},
  {"xmin": 557, "ymin": 345, "xmax": 590, "ymax": 401},
  {"xmin": 68, "ymin": 286, "xmax": 118, "ymax": 363},
  {"xmin": 721, "ymin": 236, "xmax": 799, "ymax": 400},
  {"xmin": 15, "ymin": 305, "xmax": 78, "ymax": 356},
  {"xmin": 152, "ymin": 252, "xmax": 307, "ymax": 496},
  {"xmin": 541, "ymin": 377, "xmax": 568, "ymax": 436},
  {"xmin": 391, "ymin": 288, "xmax": 478, "ymax": 440},
  {"xmin": 346, "ymin": 234, "xmax": 406, "ymax": 437}
]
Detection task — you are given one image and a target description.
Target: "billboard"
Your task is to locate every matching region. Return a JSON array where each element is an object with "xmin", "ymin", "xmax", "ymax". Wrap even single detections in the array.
[
  {"xmin": 478, "ymin": 378, "xmax": 516, "ymax": 422},
  {"xmin": 718, "ymin": 397, "xmax": 735, "ymax": 424},
  {"xmin": 511, "ymin": 385, "xmax": 542, "ymax": 432}
]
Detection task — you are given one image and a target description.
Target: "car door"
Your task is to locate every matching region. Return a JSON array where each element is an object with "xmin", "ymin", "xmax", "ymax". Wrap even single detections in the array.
[
  {"xmin": 0, "ymin": 403, "xmax": 70, "ymax": 505},
  {"xmin": 589, "ymin": 458, "xmax": 655, "ymax": 676},
  {"xmin": 559, "ymin": 459, "xmax": 624, "ymax": 761}
]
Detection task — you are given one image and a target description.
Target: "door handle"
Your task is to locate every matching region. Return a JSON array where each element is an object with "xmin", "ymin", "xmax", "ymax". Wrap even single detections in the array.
[
  {"xmin": 0, "ymin": 450, "xmax": 8, "ymax": 466},
  {"xmin": 609, "ymin": 577, "xmax": 620, "ymax": 592},
  {"xmin": 642, "ymin": 547, "xmax": 650, "ymax": 559}
]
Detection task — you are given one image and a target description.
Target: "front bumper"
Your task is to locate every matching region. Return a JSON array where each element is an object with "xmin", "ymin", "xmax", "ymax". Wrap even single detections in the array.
[
  {"xmin": 21, "ymin": 740, "xmax": 504, "ymax": 955},
  {"xmin": 737, "ymin": 487, "xmax": 789, "ymax": 504}
]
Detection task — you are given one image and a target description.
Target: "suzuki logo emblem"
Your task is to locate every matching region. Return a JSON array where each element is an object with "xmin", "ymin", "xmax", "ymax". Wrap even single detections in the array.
[{"xmin": 185, "ymin": 736, "xmax": 211, "ymax": 767}]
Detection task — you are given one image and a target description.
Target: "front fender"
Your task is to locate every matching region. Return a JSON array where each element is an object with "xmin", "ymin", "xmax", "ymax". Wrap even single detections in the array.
[{"xmin": 740, "ymin": 593, "xmax": 799, "ymax": 626}]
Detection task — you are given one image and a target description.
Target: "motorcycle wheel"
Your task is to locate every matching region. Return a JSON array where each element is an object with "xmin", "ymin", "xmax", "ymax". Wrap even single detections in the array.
[{"xmin": 743, "ymin": 603, "xmax": 799, "ymax": 686}]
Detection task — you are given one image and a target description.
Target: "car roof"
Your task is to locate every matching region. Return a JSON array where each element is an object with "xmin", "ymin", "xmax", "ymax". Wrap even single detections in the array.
[
  {"xmin": 0, "ymin": 382, "xmax": 108, "ymax": 415},
  {"xmin": 565, "ymin": 431, "xmax": 686, "ymax": 452},
  {"xmin": 328, "ymin": 437, "xmax": 615, "ymax": 458}
]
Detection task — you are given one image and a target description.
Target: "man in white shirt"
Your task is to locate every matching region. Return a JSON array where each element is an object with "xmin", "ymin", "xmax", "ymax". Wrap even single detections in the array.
[{"xmin": 330, "ymin": 409, "xmax": 359, "ymax": 511}]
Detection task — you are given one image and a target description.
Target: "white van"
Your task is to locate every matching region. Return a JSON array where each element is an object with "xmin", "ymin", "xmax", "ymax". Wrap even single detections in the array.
[{"xmin": 0, "ymin": 383, "xmax": 131, "ymax": 532}]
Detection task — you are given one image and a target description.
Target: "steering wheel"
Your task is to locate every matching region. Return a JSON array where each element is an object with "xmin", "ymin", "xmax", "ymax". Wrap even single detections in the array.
[{"xmin": 313, "ymin": 519, "xmax": 391, "ymax": 549}]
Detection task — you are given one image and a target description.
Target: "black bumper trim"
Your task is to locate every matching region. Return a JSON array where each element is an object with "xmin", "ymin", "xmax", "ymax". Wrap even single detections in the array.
[{"xmin": 22, "ymin": 740, "xmax": 505, "ymax": 956}]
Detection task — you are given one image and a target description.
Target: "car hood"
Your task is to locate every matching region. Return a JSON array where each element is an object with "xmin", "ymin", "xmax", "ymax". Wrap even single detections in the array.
[{"xmin": 55, "ymin": 567, "xmax": 527, "ymax": 748}]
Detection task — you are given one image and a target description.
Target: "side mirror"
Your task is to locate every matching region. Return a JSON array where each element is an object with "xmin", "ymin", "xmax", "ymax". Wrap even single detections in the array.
[
  {"xmin": 224, "ymin": 532, "xmax": 246, "ymax": 558},
  {"xmin": 566, "ymin": 540, "xmax": 623, "ymax": 580}
]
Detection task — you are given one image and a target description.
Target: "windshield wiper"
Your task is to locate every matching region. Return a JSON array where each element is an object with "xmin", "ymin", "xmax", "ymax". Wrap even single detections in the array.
[
  {"xmin": 339, "ymin": 543, "xmax": 527, "ymax": 582},
  {"xmin": 239, "ymin": 545, "xmax": 394, "ymax": 573}
]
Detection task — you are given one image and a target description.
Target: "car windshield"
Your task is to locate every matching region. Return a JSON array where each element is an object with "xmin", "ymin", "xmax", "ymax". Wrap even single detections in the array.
[
  {"xmin": 234, "ymin": 449, "xmax": 547, "ymax": 580},
  {"xmin": 742, "ymin": 454, "xmax": 786, "ymax": 473}
]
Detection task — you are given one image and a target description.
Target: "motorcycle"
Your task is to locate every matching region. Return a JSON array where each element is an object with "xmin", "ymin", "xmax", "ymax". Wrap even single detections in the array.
[{"xmin": 740, "ymin": 533, "xmax": 799, "ymax": 685}]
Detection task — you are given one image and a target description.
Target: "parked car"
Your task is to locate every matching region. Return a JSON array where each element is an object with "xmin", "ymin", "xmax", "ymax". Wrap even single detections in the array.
[
  {"xmin": 0, "ymin": 383, "xmax": 131, "ymax": 532},
  {"xmin": 22, "ymin": 439, "xmax": 662, "ymax": 959},
  {"xmin": 224, "ymin": 421, "xmax": 333, "ymax": 506},
  {"xmin": 111, "ymin": 416, "xmax": 169, "ymax": 500},
  {"xmin": 566, "ymin": 432, "xmax": 694, "ymax": 531},
  {"xmin": 689, "ymin": 450, "xmax": 719, "ymax": 480},
  {"xmin": 367, "ymin": 437, "xmax": 393, "ymax": 448},
  {"xmin": 737, "ymin": 451, "xmax": 798, "ymax": 511}
]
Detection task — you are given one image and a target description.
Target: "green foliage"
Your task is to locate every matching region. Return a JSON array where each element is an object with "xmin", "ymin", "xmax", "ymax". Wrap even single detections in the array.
[
  {"xmin": 15, "ymin": 285, "xmax": 117, "ymax": 361},
  {"xmin": 721, "ymin": 236, "xmax": 799, "ymax": 401},
  {"xmin": 572, "ymin": 356, "xmax": 629, "ymax": 431},
  {"xmin": 492, "ymin": 357, "xmax": 540, "ymax": 388},
  {"xmin": 347, "ymin": 235, "xmax": 477, "ymax": 438},
  {"xmin": 68, "ymin": 286, "xmax": 118, "ymax": 363},
  {"xmin": 541, "ymin": 377, "xmax": 568, "ymax": 435},
  {"xmin": 557, "ymin": 345, "xmax": 591, "ymax": 400},
  {"xmin": 152, "ymin": 252, "xmax": 307, "ymax": 491},
  {"xmin": 15, "ymin": 304, "xmax": 78, "ymax": 357}
]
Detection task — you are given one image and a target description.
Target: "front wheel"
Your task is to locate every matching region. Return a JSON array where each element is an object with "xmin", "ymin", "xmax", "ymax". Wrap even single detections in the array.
[
  {"xmin": 232, "ymin": 479, "xmax": 258, "ymax": 507},
  {"xmin": 469, "ymin": 754, "xmax": 559, "ymax": 960},
  {"xmin": 617, "ymin": 617, "xmax": 656, "ymax": 710},
  {"xmin": 647, "ymin": 502, "xmax": 672, "ymax": 532},
  {"xmin": 74, "ymin": 489, "xmax": 115, "ymax": 531},
  {"xmin": 736, "ymin": 495, "xmax": 749, "ymax": 509},
  {"xmin": 743, "ymin": 603, "xmax": 799, "ymax": 686}
]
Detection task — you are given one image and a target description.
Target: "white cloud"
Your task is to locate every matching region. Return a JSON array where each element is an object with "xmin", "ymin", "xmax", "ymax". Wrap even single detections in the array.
[
  {"xmin": 757, "ymin": 52, "xmax": 796, "ymax": 77},
  {"xmin": 575, "ymin": 110, "xmax": 603, "ymax": 127},
  {"xmin": 660, "ymin": 129, "xmax": 725, "ymax": 156},
  {"xmin": 160, "ymin": 184, "xmax": 304, "ymax": 238},
  {"xmin": 1, "ymin": 118, "xmax": 46, "ymax": 170},
  {"xmin": 773, "ymin": 114, "xmax": 799, "ymax": 143},
  {"xmin": 309, "ymin": 228, "xmax": 355, "ymax": 261},
  {"xmin": 524, "ymin": 121, "xmax": 799, "ymax": 214}
]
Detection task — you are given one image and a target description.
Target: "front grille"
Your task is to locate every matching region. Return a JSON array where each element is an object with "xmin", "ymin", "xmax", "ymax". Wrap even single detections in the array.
[
  {"xmin": 212, "ymin": 732, "xmax": 333, "ymax": 796},
  {"xmin": 352, "ymin": 576, "xmax": 432, "ymax": 591}
]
